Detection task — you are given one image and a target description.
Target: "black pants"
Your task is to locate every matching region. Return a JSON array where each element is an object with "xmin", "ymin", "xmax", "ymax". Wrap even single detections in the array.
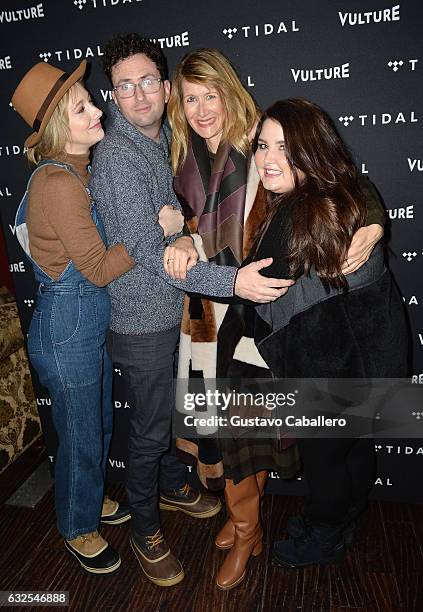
[
  {"xmin": 107, "ymin": 326, "xmax": 187, "ymax": 536},
  {"xmin": 298, "ymin": 437, "xmax": 376, "ymax": 526}
]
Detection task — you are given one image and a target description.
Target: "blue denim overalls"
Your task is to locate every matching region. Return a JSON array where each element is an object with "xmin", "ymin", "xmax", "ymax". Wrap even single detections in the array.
[{"xmin": 15, "ymin": 160, "xmax": 113, "ymax": 540}]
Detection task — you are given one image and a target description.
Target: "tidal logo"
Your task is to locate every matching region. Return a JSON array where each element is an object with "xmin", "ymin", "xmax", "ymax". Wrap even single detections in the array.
[
  {"xmin": 408, "ymin": 158, "xmax": 423, "ymax": 172},
  {"xmin": 375, "ymin": 444, "xmax": 423, "ymax": 455},
  {"xmin": 403, "ymin": 296, "xmax": 419, "ymax": 306},
  {"xmin": 0, "ymin": 56, "xmax": 12, "ymax": 70},
  {"xmin": 9, "ymin": 261, "xmax": 26, "ymax": 273},
  {"xmin": 74, "ymin": 0, "xmax": 142, "ymax": 9},
  {"xmin": 386, "ymin": 204, "xmax": 414, "ymax": 220},
  {"xmin": 114, "ymin": 367, "xmax": 122, "ymax": 376},
  {"xmin": 0, "ymin": 145, "xmax": 25, "ymax": 156},
  {"xmin": 339, "ymin": 111, "xmax": 418, "ymax": 127},
  {"xmin": 23, "ymin": 299, "xmax": 34, "ymax": 307},
  {"xmin": 387, "ymin": 59, "xmax": 418, "ymax": 72},
  {"xmin": 0, "ymin": 3, "xmax": 44, "ymax": 23},
  {"xmin": 402, "ymin": 252, "xmax": 417, "ymax": 262},
  {"xmin": 339, "ymin": 115, "xmax": 354, "ymax": 127},
  {"xmin": 149, "ymin": 32, "xmax": 190, "ymax": 49},
  {"xmin": 39, "ymin": 44, "xmax": 104, "ymax": 63},
  {"xmin": 37, "ymin": 398, "xmax": 52, "ymax": 406},
  {"xmin": 109, "ymin": 458, "xmax": 126, "ymax": 468},
  {"xmin": 222, "ymin": 20, "xmax": 300, "ymax": 40},
  {"xmin": 291, "ymin": 62, "xmax": 349, "ymax": 83},
  {"xmin": 412, "ymin": 411, "xmax": 423, "ymax": 420},
  {"xmin": 339, "ymin": 5, "xmax": 400, "ymax": 27},
  {"xmin": 0, "ymin": 187, "xmax": 12, "ymax": 197},
  {"xmin": 114, "ymin": 401, "xmax": 130, "ymax": 409}
]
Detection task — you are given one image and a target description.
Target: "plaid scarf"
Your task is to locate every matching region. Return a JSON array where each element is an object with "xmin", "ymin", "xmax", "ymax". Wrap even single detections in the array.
[
  {"xmin": 173, "ymin": 130, "xmax": 271, "ymax": 490},
  {"xmin": 174, "ymin": 129, "xmax": 248, "ymax": 265}
]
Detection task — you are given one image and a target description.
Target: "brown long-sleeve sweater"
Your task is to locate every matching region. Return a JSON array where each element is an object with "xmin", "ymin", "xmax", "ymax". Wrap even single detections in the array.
[{"xmin": 26, "ymin": 153, "xmax": 134, "ymax": 286}]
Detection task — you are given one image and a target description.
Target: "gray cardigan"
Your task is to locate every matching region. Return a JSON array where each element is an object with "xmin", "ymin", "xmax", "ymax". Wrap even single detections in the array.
[{"xmin": 90, "ymin": 102, "xmax": 236, "ymax": 334}]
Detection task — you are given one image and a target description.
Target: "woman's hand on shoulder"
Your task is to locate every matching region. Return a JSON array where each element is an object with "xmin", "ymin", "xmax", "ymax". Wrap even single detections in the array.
[{"xmin": 342, "ymin": 224, "xmax": 383, "ymax": 274}]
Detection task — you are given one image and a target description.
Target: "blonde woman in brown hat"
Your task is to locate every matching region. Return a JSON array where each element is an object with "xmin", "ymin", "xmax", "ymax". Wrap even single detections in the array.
[{"xmin": 12, "ymin": 60, "xmax": 184, "ymax": 574}]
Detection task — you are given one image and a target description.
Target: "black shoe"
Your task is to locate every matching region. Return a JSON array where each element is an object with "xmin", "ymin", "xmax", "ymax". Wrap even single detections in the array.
[
  {"xmin": 273, "ymin": 523, "xmax": 345, "ymax": 569},
  {"xmin": 287, "ymin": 514, "xmax": 356, "ymax": 547},
  {"xmin": 100, "ymin": 497, "xmax": 131, "ymax": 526},
  {"xmin": 65, "ymin": 532, "xmax": 121, "ymax": 574}
]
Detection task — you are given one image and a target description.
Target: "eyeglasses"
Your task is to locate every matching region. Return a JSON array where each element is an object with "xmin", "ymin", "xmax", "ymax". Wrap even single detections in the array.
[{"xmin": 113, "ymin": 77, "xmax": 162, "ymax": 99}]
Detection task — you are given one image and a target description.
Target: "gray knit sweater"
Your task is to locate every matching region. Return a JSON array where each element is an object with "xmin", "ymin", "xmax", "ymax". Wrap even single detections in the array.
[{"xmin": 90, "ymin": 102, "xmax": 236, "ymax": 334}]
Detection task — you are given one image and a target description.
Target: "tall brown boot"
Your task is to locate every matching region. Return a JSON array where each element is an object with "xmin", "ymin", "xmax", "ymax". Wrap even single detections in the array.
[
  {"xmin": 215, "ymin": 470, "xmax": 268, "ymax": 550},
  {"xmin": 216, "ymin": 476, "xmax": 263, "ymax": 590}
]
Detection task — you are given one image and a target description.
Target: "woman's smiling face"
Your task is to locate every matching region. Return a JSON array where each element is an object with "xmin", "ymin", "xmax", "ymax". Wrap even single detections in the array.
[
  {"xmin": 181, "ymin": 79, "xmax": 225, "ymax": 153},
  {"xmin": 255, "ymin": 118, "xmax": 304, "ymax": 194}
]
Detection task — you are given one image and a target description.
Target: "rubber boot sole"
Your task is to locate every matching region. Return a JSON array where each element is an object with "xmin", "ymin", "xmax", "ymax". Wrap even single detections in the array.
[
  {"xmin": 130, "ymin": 540, "xmax": 185, "ymax": 587},
  {"xmin": 64, "ymin": 541, "xmax": 121, "ymax": 575},
  {"xmin": 100, "ymin": 513, "xmax": 131, "ymax": 526},
  {"xmin": 159, "ymin": 498, "xmax": 222, "ymax": 519}
]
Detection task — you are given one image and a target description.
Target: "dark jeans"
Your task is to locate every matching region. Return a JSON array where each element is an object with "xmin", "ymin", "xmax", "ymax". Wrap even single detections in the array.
[
  {"xmin": 298, "ymin": 437, "xmax": 376, "ymax": 526},
  {"xmin": 107, "ymin": 326, "xmax": 187, "ymax": 536}
]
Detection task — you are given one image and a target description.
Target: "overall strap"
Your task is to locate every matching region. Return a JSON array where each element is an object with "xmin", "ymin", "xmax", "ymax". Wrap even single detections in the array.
[{"xmin": 33, "ymin": 159, "xmax": 92, "ymax": 201}]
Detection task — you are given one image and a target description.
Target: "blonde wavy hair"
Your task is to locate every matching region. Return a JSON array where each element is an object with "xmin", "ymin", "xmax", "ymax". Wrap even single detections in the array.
[
  {"xmin": 168, "ymin": 48, "xmax": 259, "ymax": 174},
  {"xmin": 25, "ymin": 84, "xmax": 79, "ymax": 165}
]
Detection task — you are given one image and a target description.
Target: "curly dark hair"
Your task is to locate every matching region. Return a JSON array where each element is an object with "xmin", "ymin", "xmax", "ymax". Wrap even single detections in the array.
[{"xmin": 102, "ymin": 33, "xmax": 168, "ymax": 83}]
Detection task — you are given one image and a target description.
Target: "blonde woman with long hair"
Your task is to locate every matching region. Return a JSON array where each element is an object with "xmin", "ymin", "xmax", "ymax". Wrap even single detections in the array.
[{"xmin": 165, "ymin": 48, "xmax": 386, "ymax": 590}]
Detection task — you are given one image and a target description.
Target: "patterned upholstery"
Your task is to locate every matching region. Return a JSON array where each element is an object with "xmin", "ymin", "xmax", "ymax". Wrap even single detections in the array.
[{"xmin": 0, "ymin": 288, "xmax": 41, "ymax": 473}]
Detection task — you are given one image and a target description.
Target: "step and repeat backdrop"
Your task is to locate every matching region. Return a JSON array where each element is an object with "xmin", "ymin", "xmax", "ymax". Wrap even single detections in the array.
[{"xmin": 0, "ymin": 0, "xmax": 422, "ymax": 501}]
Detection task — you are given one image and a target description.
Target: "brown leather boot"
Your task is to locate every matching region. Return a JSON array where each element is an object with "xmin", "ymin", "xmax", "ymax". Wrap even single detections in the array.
[
  {"xmin": 215, "ymin": 470, "xmax": 268, "ymax": 550},
  {"xmin": 216, "ymin": 476, "xmax": 263, "ymax": 590}
]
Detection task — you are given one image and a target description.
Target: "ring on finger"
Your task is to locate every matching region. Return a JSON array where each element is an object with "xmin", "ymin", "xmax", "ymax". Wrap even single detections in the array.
[{"xmin": 167, "ymin": 257, "xmax": 175, "ymax": 263}]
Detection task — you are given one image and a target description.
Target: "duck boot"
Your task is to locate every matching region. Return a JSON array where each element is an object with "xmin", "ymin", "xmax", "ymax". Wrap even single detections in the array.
[
  {"xmin": 160, "ymin": 483, "xmax": 222, "ymax": 519},
  {"xmin": 130, "ymin": 529, "xmax": 184, "ymax": 587},
  {"xmin": 65, "ymin": 531, "xmax": 121, "ymax": 574},
  {"xmin": 215, "ymin": 470, "xmax": 268, "ymax": 551},
  {"xmin": 100, "ymin": 495, "xmax": 131, "ymax": 526},
  {"xmin": 216, "ymin": 475, "xmax": 263, "ymax": 591}
]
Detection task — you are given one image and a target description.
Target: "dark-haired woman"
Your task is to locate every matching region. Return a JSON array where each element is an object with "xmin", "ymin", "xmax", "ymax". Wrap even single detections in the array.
[{"xmin": 248, "ymin": 99, "xmax": 408, "ymax": 569}]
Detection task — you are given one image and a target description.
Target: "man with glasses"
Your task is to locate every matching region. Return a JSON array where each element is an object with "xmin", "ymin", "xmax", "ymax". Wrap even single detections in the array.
[{"xmin": 90, "ymin": 34, "xmax": 225, "ymax": 587}]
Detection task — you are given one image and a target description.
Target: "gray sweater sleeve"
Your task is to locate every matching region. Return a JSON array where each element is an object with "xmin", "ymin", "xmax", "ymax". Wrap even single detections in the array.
[{"xmin": 107, "ymin": 153, "xmax": 237, "ymax": 297}]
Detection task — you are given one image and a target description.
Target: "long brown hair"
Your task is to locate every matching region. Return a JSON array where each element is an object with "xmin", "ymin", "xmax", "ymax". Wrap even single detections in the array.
[
  {"xmin": 168, "ymin": 48, "xmax": 259, "ymax": 174},
  {"xmin": 253, "ymin": 98, "xmax": 367, "ymax": 289}
]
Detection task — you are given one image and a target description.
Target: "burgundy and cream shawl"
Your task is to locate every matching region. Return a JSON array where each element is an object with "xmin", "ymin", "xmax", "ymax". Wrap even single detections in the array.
[{"xmin": 173, "ymin": 129, "xmax": 269, "ymax": 489}]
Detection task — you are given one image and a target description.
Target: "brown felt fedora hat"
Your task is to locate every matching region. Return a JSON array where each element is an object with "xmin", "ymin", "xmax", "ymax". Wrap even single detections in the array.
[{"xmin": 12, "ymin": 60, "xmax": 87, "ymax": 148}]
